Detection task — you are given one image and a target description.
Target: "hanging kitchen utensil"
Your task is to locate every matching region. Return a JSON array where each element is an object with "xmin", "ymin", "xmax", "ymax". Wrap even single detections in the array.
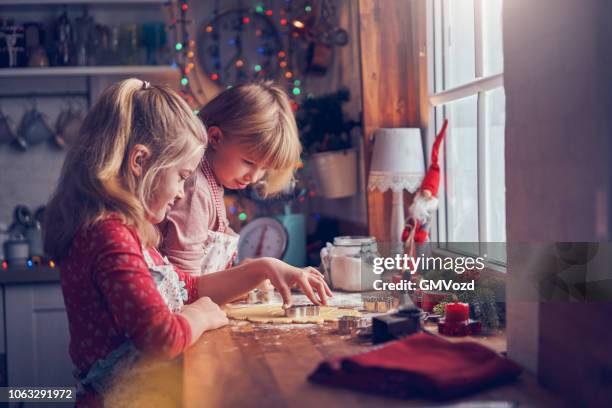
[
  {"xmin": 54, "ymin": 101, "xmax": 83, "ymax": 148},
  {"xmin": 14, "ymin": 102, "xmax": 54, "ymax": 151},
  {"xmin": 0, "ymin": 106, "xmax": 16, "ymax": 145}
]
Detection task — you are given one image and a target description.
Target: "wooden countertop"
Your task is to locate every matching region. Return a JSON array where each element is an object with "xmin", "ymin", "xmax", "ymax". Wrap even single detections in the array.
[
  {"xmin": 181, "ymin": 314, "xmax": 565, "ymax": 407},
  {"xmin": 102, "ymin": 293, "xmax": 564, "ymax": 407}
]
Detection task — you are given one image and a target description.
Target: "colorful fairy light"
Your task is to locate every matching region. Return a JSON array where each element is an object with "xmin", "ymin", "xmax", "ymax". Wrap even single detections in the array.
[
  {"xmin": 193, "ymin": 1, "xmax": 308, "ymax": 110},
  {"xmin": 166, "ymin": 0, "xmax": 203, "ymax": 108}
]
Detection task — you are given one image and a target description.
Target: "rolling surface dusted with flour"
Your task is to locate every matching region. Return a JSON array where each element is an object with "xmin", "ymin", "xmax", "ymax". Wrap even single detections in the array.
[{"xmin": 225, "ymin": 304, "xmax": 361, "ymax": 324}]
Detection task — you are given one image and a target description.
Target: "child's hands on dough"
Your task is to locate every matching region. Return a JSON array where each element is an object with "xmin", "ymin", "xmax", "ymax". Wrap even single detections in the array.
[
  {"xmin": 180, "ymin": 296, "xmax": 229, "ymax": 334},
  {"xmin": 263, "ymin": 258, "xmax": 332, "ymax": 308}
]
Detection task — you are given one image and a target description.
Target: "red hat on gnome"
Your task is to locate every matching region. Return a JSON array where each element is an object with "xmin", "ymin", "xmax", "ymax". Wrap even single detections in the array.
[
  {"xmin": 402, "ymin": 119, "xmax": 449, "ymax": 245},
  {"xmin": 420, "ymin": 119, "xmax": 449, "ymax": 197}
]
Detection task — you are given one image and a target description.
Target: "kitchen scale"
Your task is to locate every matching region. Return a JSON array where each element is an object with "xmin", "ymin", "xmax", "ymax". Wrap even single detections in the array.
[
  {"xmin": 236, "ymin": 207, "xmax": 306, "ymax": 267},
  {"xmin": 237, "ymin": 217, "xmax": 288, "ymax": 261}
]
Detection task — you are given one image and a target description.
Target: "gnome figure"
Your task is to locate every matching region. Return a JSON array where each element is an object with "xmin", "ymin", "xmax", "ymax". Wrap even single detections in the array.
[{"xmin": 402, "ymin": 119, "xmax": 449, "ymax": 257}]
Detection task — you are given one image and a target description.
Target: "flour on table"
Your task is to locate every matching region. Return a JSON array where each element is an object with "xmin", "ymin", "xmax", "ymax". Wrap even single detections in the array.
[{"xmin": 225, "ymin": 304, "xmax": 361, "ymax": 324}]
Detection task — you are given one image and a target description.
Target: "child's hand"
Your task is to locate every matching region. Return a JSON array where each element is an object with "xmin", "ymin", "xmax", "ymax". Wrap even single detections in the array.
[
  {"xmin": 263, "ymin": 259, "xmax": 333, "ymax": 309},
  {"xmin": 181, "ymin": 297, "xmax": 228, "ymax": 336}
]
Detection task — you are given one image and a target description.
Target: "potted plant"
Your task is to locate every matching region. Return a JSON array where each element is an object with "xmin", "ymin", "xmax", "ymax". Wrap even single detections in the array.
[{"xmin": 296, "ymin": 88, "xmax": 361, "ymax": 199}]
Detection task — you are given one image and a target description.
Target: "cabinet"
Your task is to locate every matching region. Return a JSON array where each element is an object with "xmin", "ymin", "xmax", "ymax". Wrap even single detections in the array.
[{"xmin": 4, "ymin": 284, "xmax": 72, "ymax": 388}]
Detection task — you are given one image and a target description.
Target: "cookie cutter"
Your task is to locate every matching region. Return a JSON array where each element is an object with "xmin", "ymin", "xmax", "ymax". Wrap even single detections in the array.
[
  {"xmin": 247, "ymin": 289, "xmax": 274, "ymax": 304},
  {"xmin": 337, "ymin": 316, "xmax": 370, "ymax": 335},
  {"xmin": 284, "ymin": 305, "xmax": 320, "ymax": 317},
  {"xmin": 363, "ymin": 295, "xmax": 396, "ymax": 313}
]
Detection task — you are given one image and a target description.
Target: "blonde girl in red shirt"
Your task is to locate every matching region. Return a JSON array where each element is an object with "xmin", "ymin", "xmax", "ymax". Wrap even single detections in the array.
[
  {"xmin": 161, "ymin": 81, "xmax": 332, "ymax": 307},
  {"xmin": 44, "ymin": 78, "xmax": 329, "ymax": 406}
]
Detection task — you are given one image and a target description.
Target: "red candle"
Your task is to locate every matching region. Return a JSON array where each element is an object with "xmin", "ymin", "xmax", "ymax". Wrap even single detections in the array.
[{"xmin": 444, "ymin": 302, "xmax": 469, "ymax": 323}]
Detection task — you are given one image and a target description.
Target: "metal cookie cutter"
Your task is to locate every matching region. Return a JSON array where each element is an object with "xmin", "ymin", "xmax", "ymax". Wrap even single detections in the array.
[
  {"xmin": 363, "ymin": 295, "xmax": 396, "ymax": 313},
  {"xmin": 247, "ymin": 289, "xmax": 274, "ymax": 304},
  {"xmin": 337, "ymin": 316, "xmax": 370, "ymax": 335},
  {"xmin": 284, "ymin": 305, "xmax": 320, "ymax": 317}
]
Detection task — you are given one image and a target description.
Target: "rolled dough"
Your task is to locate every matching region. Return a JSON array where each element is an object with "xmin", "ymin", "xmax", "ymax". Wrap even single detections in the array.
[{"xmin": 225, "ymin": 304, "xmax": 361, "ymax": 324}]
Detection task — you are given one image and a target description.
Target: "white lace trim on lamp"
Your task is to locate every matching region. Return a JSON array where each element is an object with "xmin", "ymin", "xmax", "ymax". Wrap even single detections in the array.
[
  {"xmin": 367, "ymin": 127, "xmax": 425, "ymax": 243},
  {"xmin": 368, "ymin": 172, "xmax": 424, "ymax": 193}
]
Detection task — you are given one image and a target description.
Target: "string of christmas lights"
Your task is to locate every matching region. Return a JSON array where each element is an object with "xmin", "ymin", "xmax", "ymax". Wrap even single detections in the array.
[{"xmin": 164, "ymin": 0, "xmax": 205, "ymax": 111}]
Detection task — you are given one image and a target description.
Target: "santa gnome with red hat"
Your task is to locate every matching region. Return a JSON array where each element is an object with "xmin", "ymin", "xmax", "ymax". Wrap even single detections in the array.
[{"xmin": 401, "ymin": 119, "xmax": 449, "ymax": 252}]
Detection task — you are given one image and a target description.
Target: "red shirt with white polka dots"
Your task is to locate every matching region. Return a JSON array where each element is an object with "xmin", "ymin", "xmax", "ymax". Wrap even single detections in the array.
[{"xmin": 60, "ymin": 216, "xmax": 198, "ymax": 404}]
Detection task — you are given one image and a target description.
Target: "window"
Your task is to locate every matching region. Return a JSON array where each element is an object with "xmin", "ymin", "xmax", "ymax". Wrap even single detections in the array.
[{"xmin": 427, "ymin": 0, "xmax": 506, "ymax": 264}]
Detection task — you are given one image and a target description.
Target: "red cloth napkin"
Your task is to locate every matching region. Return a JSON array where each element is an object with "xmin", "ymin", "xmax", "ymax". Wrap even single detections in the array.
[{"xmin": 309, "ymin": 332, "xmax": 522, "ymax": 400}]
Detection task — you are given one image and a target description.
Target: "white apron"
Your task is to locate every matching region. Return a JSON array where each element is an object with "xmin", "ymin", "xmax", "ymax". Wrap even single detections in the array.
[
  {"xmin": 77, "ymin": 247, "xmax": 187, "ymax": 395},
  {"xmin": 142, "ymin": 248, "xmax": 187, "ymax": 312},
  {"xmin": 199, "ymin": 160, "xmax": 239, "ymax": 275}
]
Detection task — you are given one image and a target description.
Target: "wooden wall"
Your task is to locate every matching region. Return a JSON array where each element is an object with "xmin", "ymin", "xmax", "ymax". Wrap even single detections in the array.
[{"xmin": 358, "ymin": 0, "xmax": 428, "ymax": 243}]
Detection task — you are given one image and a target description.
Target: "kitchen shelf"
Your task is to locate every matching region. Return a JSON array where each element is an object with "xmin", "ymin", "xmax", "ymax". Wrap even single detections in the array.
[
  {"xmin": 0, "ymin": 0, "xmax": 165, "ymax": 5},
  {"xmin": 0, "ymin": 266, "xmax": 60, "ymax": 285},
  {"xmin": 0, "ymin": 65, "xmax": 177, "ymax": 77}
]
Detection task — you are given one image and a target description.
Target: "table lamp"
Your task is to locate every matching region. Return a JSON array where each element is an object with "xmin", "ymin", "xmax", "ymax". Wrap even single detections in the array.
[{"xmin": 367, "ymin": 128, "xmax": 425, "ymax": 244}]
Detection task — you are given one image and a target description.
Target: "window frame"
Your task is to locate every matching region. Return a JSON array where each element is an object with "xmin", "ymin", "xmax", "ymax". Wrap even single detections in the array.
[{"xmin": 426, "ymin": 0, "xmax": 506, "ymax": 268}]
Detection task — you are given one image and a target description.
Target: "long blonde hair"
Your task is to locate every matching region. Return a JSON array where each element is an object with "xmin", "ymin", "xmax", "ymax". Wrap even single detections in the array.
[
  {"xmin": 44, "ymin": 78, "xmax": 207, "ymax": 261},
  {"xmin": 198, "ymin": 80, "xmax": 301, "ymax": 195}
]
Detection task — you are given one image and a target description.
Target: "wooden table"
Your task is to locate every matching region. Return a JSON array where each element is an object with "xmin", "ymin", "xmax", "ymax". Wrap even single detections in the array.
[{"xmin": 181, "ymin": 321, "xmax": 566, "ymax": 408}]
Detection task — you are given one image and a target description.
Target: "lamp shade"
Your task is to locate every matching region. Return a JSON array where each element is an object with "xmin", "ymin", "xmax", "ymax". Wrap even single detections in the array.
[{"xmin": 368, "ymin": 128, "xmax": 425, "ymax": 193}]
